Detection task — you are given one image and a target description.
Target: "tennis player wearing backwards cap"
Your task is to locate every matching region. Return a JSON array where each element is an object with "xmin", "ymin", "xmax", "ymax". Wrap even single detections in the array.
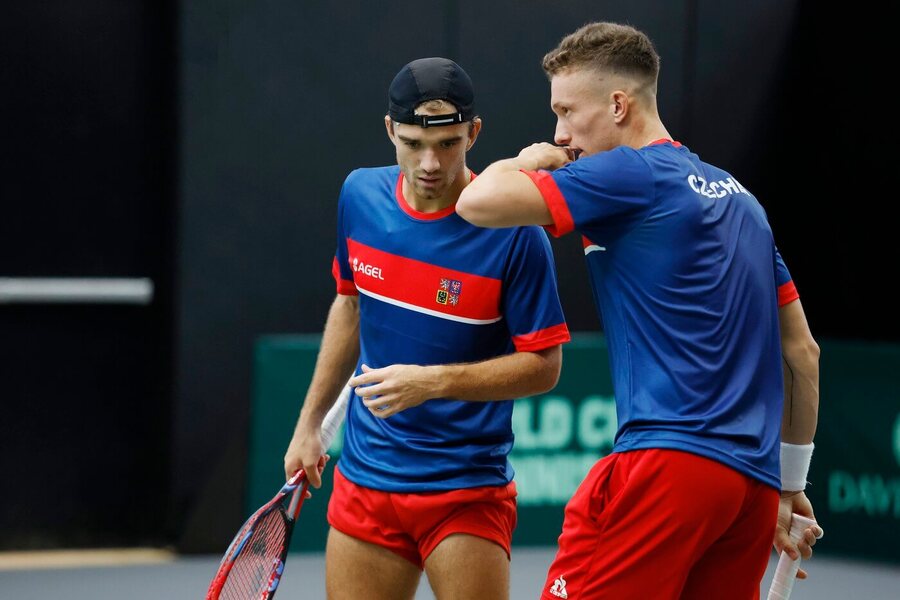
[
  {"xmin": 283, "ymin": 57, "xmax": 570, "ymax": 600},
  {"xmin": 457, "ymin": 23, "xmax": 821, "ymax": 600}
]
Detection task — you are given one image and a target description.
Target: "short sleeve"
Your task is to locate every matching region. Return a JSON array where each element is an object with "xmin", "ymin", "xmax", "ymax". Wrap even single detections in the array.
[
  {"xmin": 332, "ymin": 181, "xmax": 358, "ymax": 296},
  {"xmin": 522, "ymin": 147, "xmax": 655, "ymax": 242},
  {"xmin": 775, "ymin": 246, "xmax": 798, "ymax": 306},
  {"xmin": 502, "ymin": 227, "xmax": 570, "ymax": 352}
]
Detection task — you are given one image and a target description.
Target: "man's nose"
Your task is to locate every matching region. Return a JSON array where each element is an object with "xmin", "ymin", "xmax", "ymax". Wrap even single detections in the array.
[
  {"xmin": 420, "ymin": 148, "xmax": 440, "ymax": 173},
  {"xmin": 554, "ymin": 119, "xmax": 571, "ymax": 146}
]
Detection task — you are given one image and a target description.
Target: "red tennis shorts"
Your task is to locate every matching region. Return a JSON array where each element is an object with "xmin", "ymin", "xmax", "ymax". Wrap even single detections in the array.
[
  {"xmin": 541, "ymin": 449, "xmax": 779, "ymax": 600},
  {"xmin": 327, "ymin": 464, "xmax": 517, "ymax": 569}
]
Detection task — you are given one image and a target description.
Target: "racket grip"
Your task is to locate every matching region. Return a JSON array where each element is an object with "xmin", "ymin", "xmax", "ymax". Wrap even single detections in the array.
[
  {"xmin": 320, "ymin": 382, "xmax": 351, "ymax": 449},
  {"xmin": 766, "ymin": 514, "xmax": 820, "ymax": 600}
]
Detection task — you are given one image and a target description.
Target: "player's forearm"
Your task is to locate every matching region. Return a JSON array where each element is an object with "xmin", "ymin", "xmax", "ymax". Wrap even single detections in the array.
[
  {"xmin": 781, "ymin": 344, "xmax": 819, "ymax": 444},
  {"xmin": 779, "ymin": 300, "xmax": 820, "ymax": 444},
  {"xmin": 480, "ymin": 157, "xmax": 536, "ymax": 177},
  {"xmin": 295, "ymin": 295, "xmax": 360, "ymax": 433},
  {"xmin": 431, "ymin": 345, "xmax": 562, "ymax": 401}
]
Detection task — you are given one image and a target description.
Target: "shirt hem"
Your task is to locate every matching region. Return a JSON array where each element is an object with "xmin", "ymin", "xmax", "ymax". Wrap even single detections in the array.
[
  {"xmin": 521, "ymin": 169, "xmax": 574, "ymax": 237},
  {"xmin": 613, "ymin": 436, "xmax": 780, "ymax": 490},
  {"xmin": 337, "ymin": 458, "xmax": 515, "ymax": 493},
  {"xmin": 512, "ymin": 323, "xmax": 571, "ymax": 352}
]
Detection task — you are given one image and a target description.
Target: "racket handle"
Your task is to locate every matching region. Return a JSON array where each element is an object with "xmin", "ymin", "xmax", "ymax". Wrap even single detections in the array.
[
  {"xmin": 287, "ymin": 477, "xmax": 311, "ymax": 520},
  {"xmin": 284, "ymin": 380, "xmax": 352, "ymax": 489},
  {"xmin": 766, "ymin": 514, "xmax": 821, "ymax": 600},
  {"xmin": 320, "ymin": 382, "xmax": 351, "ymax": 449}
]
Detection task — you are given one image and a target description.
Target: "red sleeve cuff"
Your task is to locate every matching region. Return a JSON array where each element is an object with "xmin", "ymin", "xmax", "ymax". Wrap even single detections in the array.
[
  {"xmin": 777, "ymin": 281, "xmax": 799, "ymax": 307},
  {"xmin": 512, "ymin": 323, "xmax": 571, "ymax": 352},
  {"xmin": 332, "ymin": 257, "xmax": 358, "ymax": 296},
  {"xmin": 521, "ymin": 169, "xmax": 574, "ymax": 237}
]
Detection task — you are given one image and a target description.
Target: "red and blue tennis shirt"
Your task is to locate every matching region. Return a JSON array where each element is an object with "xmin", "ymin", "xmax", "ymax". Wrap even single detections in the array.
[
  {"xmin": 332, "ymin": 166, "xmax": 570, "ymax": 492},
  {"xmin": 524, "ymin": 140, "xmax": 799, "ymax": 490}
]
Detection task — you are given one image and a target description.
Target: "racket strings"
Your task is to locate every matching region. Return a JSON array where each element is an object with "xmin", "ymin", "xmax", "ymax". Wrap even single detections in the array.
[{"xmin": 218, "ymin": 509, "xmax": 288, "ymax": 599}]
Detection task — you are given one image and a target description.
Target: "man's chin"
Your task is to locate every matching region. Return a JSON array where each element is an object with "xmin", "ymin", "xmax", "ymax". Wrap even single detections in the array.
[{"xmin": 415, "ymin": 185, "xmax": 446, "ymax": 199}]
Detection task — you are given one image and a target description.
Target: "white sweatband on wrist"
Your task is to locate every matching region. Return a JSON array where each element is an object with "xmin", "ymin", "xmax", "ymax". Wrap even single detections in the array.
[{"xmin": 780, "ymin": 442, "xmax": 814, "ymax": 492}]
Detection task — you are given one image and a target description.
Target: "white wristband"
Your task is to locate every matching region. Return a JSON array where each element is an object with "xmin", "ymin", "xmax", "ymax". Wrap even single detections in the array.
[{"xmin": 780, "ymin": 442, "xmax": 814, "ymax": 492}]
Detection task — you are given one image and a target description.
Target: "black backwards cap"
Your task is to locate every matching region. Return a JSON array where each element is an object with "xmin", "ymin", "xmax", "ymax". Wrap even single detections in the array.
[{"xmin": 388, "ymin": 57, "xmax": 475, "ymax": 128}]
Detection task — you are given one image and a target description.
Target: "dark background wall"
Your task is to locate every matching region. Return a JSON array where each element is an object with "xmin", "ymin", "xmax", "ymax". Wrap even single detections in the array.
[
  {"xmin": 1, "ymin": 0, "xmax": 893, "ymax": 551},
  {"xmin": 1, "ymin": 2, "xmax": 175, "ymax": 548}
]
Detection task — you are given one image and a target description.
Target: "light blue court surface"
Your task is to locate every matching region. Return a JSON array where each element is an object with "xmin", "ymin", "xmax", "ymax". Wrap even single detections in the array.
[{"xmin": 2, "ymin": 548, "xmax": 899, "ymax": 599}]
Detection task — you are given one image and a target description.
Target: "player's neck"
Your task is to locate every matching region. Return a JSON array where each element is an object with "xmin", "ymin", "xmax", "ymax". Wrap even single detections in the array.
[
  {"xmin": 403, "ymin": 167, "xmax": 471, "ymax": 213},
  {"xmin": 624, "ymin": 115, "xmax": 673, "ymax": 149}
]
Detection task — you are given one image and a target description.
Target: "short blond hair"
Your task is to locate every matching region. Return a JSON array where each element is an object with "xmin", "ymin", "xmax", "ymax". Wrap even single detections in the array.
[{"xmin": 543, "ymin": 22, "xmax": 660, "ymax": 93}]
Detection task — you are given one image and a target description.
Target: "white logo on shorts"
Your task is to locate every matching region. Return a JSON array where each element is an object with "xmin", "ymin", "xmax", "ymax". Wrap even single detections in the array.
[{"xmin": 549, "ymin": 575, "xmax": 568, "ymax": 598}]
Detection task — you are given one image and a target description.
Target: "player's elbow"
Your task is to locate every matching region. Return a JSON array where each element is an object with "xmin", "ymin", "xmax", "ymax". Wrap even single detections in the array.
[
  {"xmin": 457, "ymin": 186, "xmax": 497, "ymax": 227},
  {"xmin": 455, "ymin": 195, "xmax": 477, "ymax": 223},
  {"xmin": 535, "ymin": 365, "xmax": 561, "ymax": 395},
  {"xmin": 783, "ymin": 332, "xmax": 820, "ymax": 373},
  {"xmin": 531, "ymin": 345, "xmax": 563, "ymax": 394}
]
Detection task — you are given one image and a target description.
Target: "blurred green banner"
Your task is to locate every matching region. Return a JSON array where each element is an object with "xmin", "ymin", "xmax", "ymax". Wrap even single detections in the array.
[{"xmin": 249, "ymin": 334, "xmax": 900, "ymax": 562}]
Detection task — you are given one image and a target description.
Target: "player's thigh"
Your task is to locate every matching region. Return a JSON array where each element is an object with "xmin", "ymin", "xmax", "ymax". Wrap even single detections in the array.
[
  {"xmin": 325, "ymin": 527, "xmax": 422, "ymax": 600},
  {"xmin": 424, "ymin": 533, "xmax": 509, "ymax": 600}
]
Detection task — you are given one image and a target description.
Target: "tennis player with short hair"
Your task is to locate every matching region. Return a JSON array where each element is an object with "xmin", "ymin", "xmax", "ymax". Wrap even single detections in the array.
[
  {"xmin": 283, "ymin": 57, "xmax": 570, "ymax": 600},
  {"xmin": 457, "ymin": 22, "xmax": 821, "ymax": 599}
]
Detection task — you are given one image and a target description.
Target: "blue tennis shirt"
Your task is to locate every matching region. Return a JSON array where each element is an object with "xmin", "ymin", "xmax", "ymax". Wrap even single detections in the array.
[
  {"xmin": 525, "ymin": 140, "xmax": 799, "ymax": 489},
  {"xmin": 332, "ymin": 166, "xmax": 570, "ymax": 492}
]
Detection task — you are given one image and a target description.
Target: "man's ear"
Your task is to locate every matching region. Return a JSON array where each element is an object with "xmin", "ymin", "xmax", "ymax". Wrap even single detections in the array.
[
  {"xmin": 610, "ymin": 91, "xmax": 629, "ymax": 124},
  {"xmin": 384, "ymin": 115, "xmax": 395, "ymax": 142},
  {"xmin": 466, "ymin": 117, "xmax": 483, "ymax": 150}
]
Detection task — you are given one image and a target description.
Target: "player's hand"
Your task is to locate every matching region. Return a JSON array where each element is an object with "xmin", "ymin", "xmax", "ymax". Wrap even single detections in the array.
[
  {"xmin": 517, "ymin": 142, "xmax": 574, "ymax": 171},
  {"xmin": 284, "ymin": 431, "xmax": 330, "ymax": 488},
  {"xmin": 773, "ymin": 491, "xmax": 822, "ymax": 579},
  {"xmin": 294, "ymin": 458, "xmax": 327, "ymax": 499},
  {"xmin": 349, "ymin": 363, "xmax": 433, "ymax": 418}
]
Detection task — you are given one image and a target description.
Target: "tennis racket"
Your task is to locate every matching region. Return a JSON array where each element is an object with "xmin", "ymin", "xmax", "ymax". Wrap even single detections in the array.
[
  {"xmin": 205, "ymin": 382, "xmax": 352, "ymax": 600},
  {"xmin": 766, "ymin": 513, "xmax": 823, "ymax": 600}
]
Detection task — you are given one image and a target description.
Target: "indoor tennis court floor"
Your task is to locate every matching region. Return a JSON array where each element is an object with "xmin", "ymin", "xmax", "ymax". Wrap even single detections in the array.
[{"xmin": 2, "ymin": 547, "xmax": 899, "ymax": 598}]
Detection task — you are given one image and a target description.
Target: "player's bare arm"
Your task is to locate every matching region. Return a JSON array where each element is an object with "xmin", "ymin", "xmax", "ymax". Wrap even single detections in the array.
[
  {"xmin": 779, "ymin": 300, "xmax": 819, "ymax": 446},
  {"xmin": 348, "ymin": 345, "xmax": 562, "ymax": 419},
  {"xmin": 775, "ymin": 298, "xmax": 822, "ymax": 577},
  {"xmin": 284, "ymin": 294, "xmax": 360, "ymax": 487},
  {"xmin": 456, "ymin": 143, "xmax": 571, "ymax": 228}
]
